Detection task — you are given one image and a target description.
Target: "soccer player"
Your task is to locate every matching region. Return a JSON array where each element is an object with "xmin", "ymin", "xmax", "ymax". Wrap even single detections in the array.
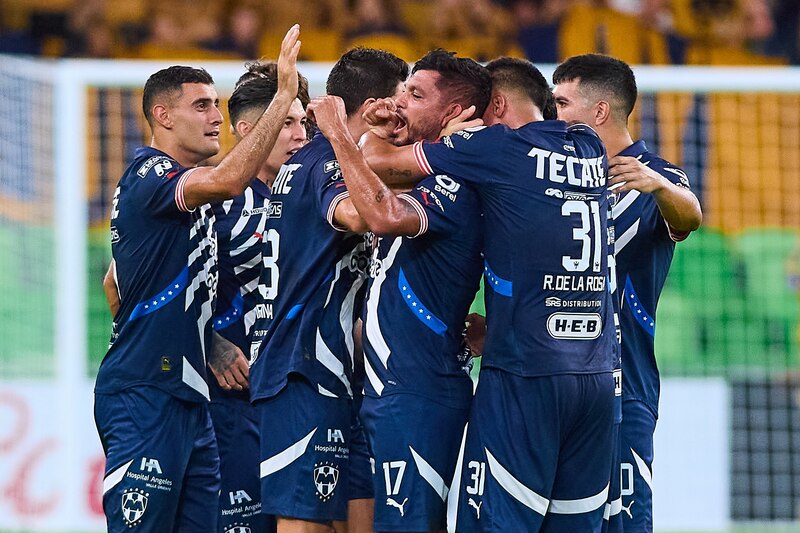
[
  {"xmin": 93, "ymin": 25, "xmax": 301, "ymax": 532},
  {"xmin": 248, "ymin": 47, "xmax": 409, "ymax": 533},
  {"xmin": 360, "ymin": 57, "xmax": 617, "ymax": 532},
  {"xmin": 208, "ymin": 61, "xmax": 309, "ymax": 533},
  {"xmin": 552, "ymin": 54, "xmax": 703, "ymax": 533},
  {"xmin": 309, "ymin": 49, "xmax": 491, "ymax": 533}
]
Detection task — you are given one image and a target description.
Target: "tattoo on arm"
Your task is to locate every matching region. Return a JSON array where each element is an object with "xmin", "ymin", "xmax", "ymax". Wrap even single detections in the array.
[
  {"xmin": 388, "ymin": 168, "xmax": 412, "ymax": 180},
  {"xmin": 375, "ymin": 191, "xmax": 384, "ymax": 203}
]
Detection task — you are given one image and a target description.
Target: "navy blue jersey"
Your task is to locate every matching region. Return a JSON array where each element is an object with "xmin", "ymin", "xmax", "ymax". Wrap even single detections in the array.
[
  {"xmin": 362, "ymin": 174, "xmax": 483, "ymax": 408},
  {"xmin": 96, "ymin": 147, "xmax": 217, "ymax": 403},
  {"xmin": 613, "ymin": 140, "xmax": 691, "ymax": 415},
  {"xmin": 211, "ymin": 179, "xmax": 271, "ymax": 351},
  {"xmin": 416, "ymin": 122, "xmax": 616, "ymax": 377},
  {"xmin": 249, "ymin": 132, "xmax": 368, "ymax": 402},
  {"xmin": 209, "ymin": 179, "xmax": 271, "ymax": 401}
]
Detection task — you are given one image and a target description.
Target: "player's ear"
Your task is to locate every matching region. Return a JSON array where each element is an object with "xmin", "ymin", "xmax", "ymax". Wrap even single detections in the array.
[
  {"xmin": 595, "ymin": 100, "xmax": 611, "ymax": 127},
  {"xmin": 491, "ymin": 93, "xmax": 506, "ymax": 120},
  {"xmin": 152, "ymin": 104, "xmax": 172, "ymax": 129},
  {"xmin": 441, "ymin": 103, "xmax": 463, "ymax": 126},
  {"xmin": 234, "ymin": 119, "xmax": 253, "ymax": 139}
]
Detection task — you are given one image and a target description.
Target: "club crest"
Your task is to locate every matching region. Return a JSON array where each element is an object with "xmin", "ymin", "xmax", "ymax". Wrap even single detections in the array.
[
  {"xmin": 121, "ymin": 488, "xmax": 149, "ymax": 526},
  {"xmin": 314, "ymin": 462, "xmax": 339, "ymax": 501}
]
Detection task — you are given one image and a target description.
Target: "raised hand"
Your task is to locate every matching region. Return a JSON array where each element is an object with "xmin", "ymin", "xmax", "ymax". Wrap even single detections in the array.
[{"xmin": 277, "ymin": 24, "xmax": 301, "ymax": 100}]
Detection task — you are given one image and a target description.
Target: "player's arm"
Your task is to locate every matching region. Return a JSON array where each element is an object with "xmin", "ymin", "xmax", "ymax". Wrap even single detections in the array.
[
  {"xmin": 608, "ymin": 155, "xmax": 702, "ymax": 234},
  {"xmin": 208, "ymin": 331, "xmax": 249, "ymax": 391},
  {"xmin": 311, "ymin": 96, "xmax": 422, "ymax": 236},
  {"xmin": 360, "ymin": 133, "xmax": 423, "ymax": 187},
  {"xmin": 103, "ymin": 260, "xmax": 120, "ymax": 316},
  {"xmin": 181, "ymin": 25, "xmax": 302, "ymax": 210},
  {"xmin": 333, "ymin": 198, "xmax": 369, "ymax": 234}
]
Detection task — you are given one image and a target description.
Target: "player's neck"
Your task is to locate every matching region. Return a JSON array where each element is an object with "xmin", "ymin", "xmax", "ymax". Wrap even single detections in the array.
[
  {"xmin": 150, "ymin": 137, "xmax": 203, "ymax": 168},
  {"xmin": 346, "ymin": 115, "xmax": 368, "ymax": 144},
  {"xmin": 603, "ymin": 127, "xmax": 635, "ymax": 158}
]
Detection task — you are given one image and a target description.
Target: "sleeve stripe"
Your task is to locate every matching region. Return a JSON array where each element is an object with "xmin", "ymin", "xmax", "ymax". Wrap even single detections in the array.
[
  {"xmin": 413, "ymin": 142, "xmax": 434, "ymax": 175},
  {"xmin": 327, "ymin": 190, "xmax": 351, "ymax": 232},
  {"xmin": 398, "ymin": 193, "xmax": 428, "ymax": 238},
  {"xmin": 175, "ymin": 169, "xmax": 197, "ymax": 213},
  {"xmin": 664, "ymin": 219, "xmax": 690, "ymax": 242}
]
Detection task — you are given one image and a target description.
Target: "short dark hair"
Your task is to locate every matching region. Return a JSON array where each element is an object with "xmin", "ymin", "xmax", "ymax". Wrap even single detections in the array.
[
  {"xmin": 326, "ymin": 47, "xmax": 409, "ymax": 116},
  {"xmin": 142, "ymin": 66, "xmax": 214, "ymax": 126},
  {"xmin": 486, "ymin": 57, "xmax": 556, "ymax": 120},
  {"xmin": 228, "ymin": 60, "xmax": 310, "ymax": 124},
  {"xmin": 412, "ymin": 49, "xmax": 492, "ymax": 119},
  {"xmin": 552, "ymin": 54, "xmax": 638, "ymax": 121}
]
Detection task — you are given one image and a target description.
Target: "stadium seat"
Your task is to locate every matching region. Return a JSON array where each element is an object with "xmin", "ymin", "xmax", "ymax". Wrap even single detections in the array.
[
  {"xmin": 558, "ymin": 4, "xmax": 671, "ymax": 64},
  {"xmin": 259, "ymin": 27, "xmax": 342, "ymax": 62}
]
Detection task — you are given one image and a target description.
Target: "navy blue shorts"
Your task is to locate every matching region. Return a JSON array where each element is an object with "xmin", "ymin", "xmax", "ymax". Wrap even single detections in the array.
[
  {"xmin": 349, "ymin": 406, "xmax": 374, "ymax": 501},
  {"xmin": 619, "ymin": 400, "xmax": 656, "ymax": 533},
  {"xmin": 361, "ymin": 393, "xmax": 470, "ymax": 532},
  {"xmin": 94, "ymin": 386, "xmax": 220, "ymax": 532},
  {"xmin": 210, "ymin": 392, "xmax": 275, "ymax": 533},
  {"xmin": 451, "ymin": 369, "xmax": 614, "ymax": 533},
  {"xmin": 257, "ymin": 376, "xmax": 351, "ymax": 523},
  {"xmin": 602, "ymin": 368, "xmax": 624, "ymax": 533}
]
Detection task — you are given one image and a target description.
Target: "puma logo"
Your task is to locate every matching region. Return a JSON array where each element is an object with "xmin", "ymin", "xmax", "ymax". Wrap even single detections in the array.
[
  {"xmin": 468, "ymin": 498, "xmax": 482, "ymax": 519},
  {"xmin": 622, "ymin": 500, "xmax": 634, "ymax": 519},
  {"xmin": 386, "ymin": 497, "xmax": 408, "ymax": 516}
]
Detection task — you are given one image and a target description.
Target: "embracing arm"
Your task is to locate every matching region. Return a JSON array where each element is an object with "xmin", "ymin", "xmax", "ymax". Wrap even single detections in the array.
[
  {"xmin": 608, "ymin": 155, "xmax": 702, "ymax": 234},
  {"xmin": 181, "ymin": 25, "xmax": 302, "ymax": 209},
  {"xmin": 311, "ymin": 96, "xmax": 421, "ymax": 236}
]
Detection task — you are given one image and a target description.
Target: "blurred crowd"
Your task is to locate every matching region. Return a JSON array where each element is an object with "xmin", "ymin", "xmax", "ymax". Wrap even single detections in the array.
[{"xmin": 1, "ymin": 0, "xmax": 797, "ymax": 65}]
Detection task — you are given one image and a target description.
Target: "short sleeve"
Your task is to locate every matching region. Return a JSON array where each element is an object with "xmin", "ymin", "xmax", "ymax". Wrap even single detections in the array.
[
  {"xmin": 653, "ymin": 160, "xmax": 693, "ymax": 242},
  {"xmin": 315, "ymin": 158, "xmax": 351, "ymax": 231},
  {"xmin": 398, "ymin": 174, "xmax": 475, "ymax": 238},
  {"xmin": 133, "ymin": 155, "xmax": 197, "ymax": 218},
  {"xmin": 415, "ymin": 125, "xmax": 504, "ymax": 186}
]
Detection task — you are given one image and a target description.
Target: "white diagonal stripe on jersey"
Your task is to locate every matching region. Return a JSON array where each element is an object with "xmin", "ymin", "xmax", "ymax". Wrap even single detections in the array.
[
  {"xmin": 366, "ymin": 237, "xmax": 403, "ymax": 368},
  {"xmin": 363, "ymin": 354, "xmax": 384, "ymax": 395},
  {"xmin": 230, "ymin": 235, "xmax": 261, "ymax": 257},
  {"xmin": 614, "ymin": 218, "xmax": 640, "ymax": 254},
  {"xmin": 486, "ymin": 448, "xmax": 549, "ymax": 516},
  {"xmin": 182, "ymin": 356, "xmax": 210, "ymax": 400},
  {"xmin": 241, "ymin": 276, "xmax": 260, "ymax": 295},
  {"xmin": 324, "ymin": 256, "xmax": 344, "ymax": 308},
  {"xmin": 315, "ymin": 329, "xmax": 352, "ymax": 397},
  {"xmin": 341, "ymin": 275, "xmax": 365, "ymax": 364},
  {"xmin": 103, "ymin": 459, "xmax": 134, "ymax": 495},
  {"xmin": 410, "ymin": 446, "xmax": 449, "ymax": 501},
  {"xmin": 185, "ymin": 255, "xmax": 216, "ymax": 310},
  {"xmin": 604, "ymin": 497, "xmax": 622, "ymax": 519},
  {"xmin": 261, "ymin": 428, "xmax": 317, "ymax": 478},
  {"xmin": 631, "ymin": 448, "xmax": 653, "ymax": 489},
  {"xmin": 318, "ymin": 384, "xmax": 337, "ymax": 397},
  {"xmin": 196, "ymin": 295, "xmax": 213, "ymax": 363},
  {"xmin": 549, "ymin": 484, "xmax": 609, "ymax": 514},
  {"xmin": 234, "ymin": 254, "xmax": 262, "ymax": 275},
  {"xmin": 221, "ymin": 198, "xmax": 234, "ymax": 214},
  {"xmin": 446, "ymin": 423, "xmax": 469, "ymax": 533},
  {"xmin": 229, "ymin": 187, "xmax": 254, "ymax": 240},
  {"xmin": 611, "ymin": 190, "xmax": 640, "ymax": 219}
]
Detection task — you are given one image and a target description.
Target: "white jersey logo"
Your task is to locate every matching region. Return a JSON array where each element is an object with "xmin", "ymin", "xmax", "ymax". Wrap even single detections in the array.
[{"xmin": 386, "ymin": 497, "xmax": 408, "ymax": 516}]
